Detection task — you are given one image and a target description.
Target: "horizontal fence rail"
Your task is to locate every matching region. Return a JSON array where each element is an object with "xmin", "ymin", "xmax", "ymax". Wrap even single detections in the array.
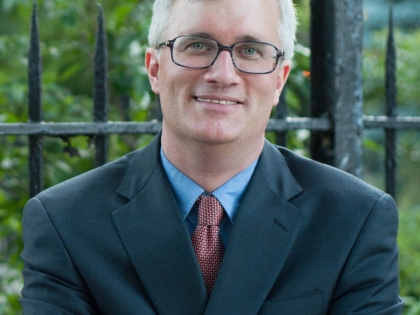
[
  {"xmin": 363, "ymin": 116, "xmax": 420, "ymax": 129},
  {"xmin": 0, "ymin": 118, "xmax": 331, "ymax": 136},
  {"xmin": 2, "ymin": 116, "xmax": 420, "ymax": 137}
]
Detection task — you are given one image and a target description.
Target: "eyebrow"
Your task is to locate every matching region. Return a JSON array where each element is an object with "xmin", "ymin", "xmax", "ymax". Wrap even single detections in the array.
[
  {"xmin": 187, "ymin": 32, "xmax": 213, "ymax": 39},
  {"xmin": 186, "ymin": 32, "xmax": 262, "ymax": 43}
]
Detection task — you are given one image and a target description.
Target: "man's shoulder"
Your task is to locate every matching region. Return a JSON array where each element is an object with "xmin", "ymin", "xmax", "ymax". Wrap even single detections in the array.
[
  {"xmin": 41, "ymin": 151, "xmax": 133, "ymax": 193},
  {"xmin": 273, "ymin": 144, "xmax": 384, "ymax": 199},
  {"xmin": 268, "ymin": 144, "xmax": 397, "ymax": 231},
  {"xmin": 35, "ymin": 135, "xmax": 161, "ymax": 202},
  {"xmin": 31, "ymin": 147, "xmax": 152, "ymax": 214}
]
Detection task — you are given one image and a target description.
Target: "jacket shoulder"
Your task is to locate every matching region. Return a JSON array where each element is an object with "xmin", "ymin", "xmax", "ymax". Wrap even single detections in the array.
[
  {"xmin": 34, "ymin": 149, "xmax": 140, "ymax": 205},
  {"xmin": 276, "ymin": 145, "xmax": 385, "ymax": 198}
]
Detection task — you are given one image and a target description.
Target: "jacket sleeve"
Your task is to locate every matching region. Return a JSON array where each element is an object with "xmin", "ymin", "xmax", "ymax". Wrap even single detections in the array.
[
  {"xmin": 20, "ymin": 197, "xmax": 99, "ymax": 315},
  {"xmin": 327, "ymin": 193, "xmax": 404, "ymax": 314}
]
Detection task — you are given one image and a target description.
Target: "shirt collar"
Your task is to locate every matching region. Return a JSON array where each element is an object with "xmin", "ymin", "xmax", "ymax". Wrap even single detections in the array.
[{"xmin": 160, "ymin": 148, "xmax": 258, "ymax": 223}]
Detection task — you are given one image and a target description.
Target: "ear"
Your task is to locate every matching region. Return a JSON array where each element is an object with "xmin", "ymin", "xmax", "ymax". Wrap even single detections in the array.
[
  {"xmin": 145, "ymin": 48, "xmax": 160, "ymax": 94},
  {"xmin": 272, "ymin": 61, "xmax": 291, "ymax": 107}
]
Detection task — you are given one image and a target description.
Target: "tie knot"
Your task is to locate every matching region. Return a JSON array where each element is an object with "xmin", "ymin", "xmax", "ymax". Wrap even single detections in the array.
[{"xmin": 197, "ymin": 195, "xmax": 224, "ymax": 226}]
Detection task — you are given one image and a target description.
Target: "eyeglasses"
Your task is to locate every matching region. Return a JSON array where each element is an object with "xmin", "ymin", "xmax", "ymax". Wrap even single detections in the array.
[{"xmin": 157, "ymin": 36, "xmax": 284, "ymax": 74}]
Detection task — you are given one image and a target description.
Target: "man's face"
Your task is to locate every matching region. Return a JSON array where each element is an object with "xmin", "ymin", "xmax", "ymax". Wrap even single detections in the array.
[{"xmin": 146, "ymin": 0, "xmax": 290, "ymax": 146}]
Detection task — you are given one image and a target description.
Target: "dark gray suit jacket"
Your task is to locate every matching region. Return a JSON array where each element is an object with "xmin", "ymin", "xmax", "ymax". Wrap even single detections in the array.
[{"xmin": 20, "ymin": 135, "xmax": 403, "ymax": 314}]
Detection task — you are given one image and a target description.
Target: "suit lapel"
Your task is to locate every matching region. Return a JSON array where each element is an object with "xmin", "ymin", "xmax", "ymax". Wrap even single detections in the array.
[
  {"xmin": 112, "ymin": 135, "xmax": 207, "ymax": 315},
  {"xmin": 206, "ymin": 141, "xmax": 303, "ymax": 314}
]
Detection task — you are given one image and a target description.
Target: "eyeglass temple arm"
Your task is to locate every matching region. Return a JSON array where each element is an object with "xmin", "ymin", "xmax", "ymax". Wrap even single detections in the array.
[{"xmin": 157, "ymin": 40, "xmax": 174, "ymax": 49}]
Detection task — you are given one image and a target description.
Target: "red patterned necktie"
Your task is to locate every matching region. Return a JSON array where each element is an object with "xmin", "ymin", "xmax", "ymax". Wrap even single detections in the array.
[{"xmin": 191, "ymin": 195, "xmax": 225, "ymax": 294}]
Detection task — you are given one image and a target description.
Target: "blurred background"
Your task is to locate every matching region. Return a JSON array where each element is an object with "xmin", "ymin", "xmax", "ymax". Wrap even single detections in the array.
[{"xmin": 0, "ymin": 0, "xmax": 419, "ymax": 313}]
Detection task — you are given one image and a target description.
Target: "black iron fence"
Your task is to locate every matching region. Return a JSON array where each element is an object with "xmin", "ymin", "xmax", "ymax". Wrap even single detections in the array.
[{"xmin": 1, "ymin": 3, "xmax": 420, "ymax": 200}]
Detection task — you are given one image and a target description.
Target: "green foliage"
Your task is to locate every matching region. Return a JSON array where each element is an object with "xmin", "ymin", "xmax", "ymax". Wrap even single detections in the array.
[
  {"xmin": 363, "ymin": 28, "xmax": 420, "ymax": 314},
  {"xmin": 0, "ymin": 1, "xmax": 155, "ymax": 312},
  {"xmin": 399, "ymin": 207, "xmax": 420, "ymax": 298},
  {"xmin": 0, "ymin": 264, "xmax": 23, "ymax": 315},
  {"xmin": 403, "ymin": 298, "xmax": 420, "ymax": 315},
  {"xmin": 363, "ymin": 28, "xmax": 420, "ymax": 116},
  {"xmin": 363, "ymin": 28, "xmax": 420, "ymax": 208}
]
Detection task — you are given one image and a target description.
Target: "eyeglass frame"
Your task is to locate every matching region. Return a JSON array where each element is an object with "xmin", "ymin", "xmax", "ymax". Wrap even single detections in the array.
[{"xmin": 156, "ymin": 36, "xmax": 285, "ymax": 75}]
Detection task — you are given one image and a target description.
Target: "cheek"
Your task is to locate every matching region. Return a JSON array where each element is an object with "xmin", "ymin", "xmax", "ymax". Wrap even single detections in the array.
[
  {"xmin": 161, "ymin": 67, "xmax": 191, "ymax": 94},
  {"xmin": 159, "ymin": 71, "xmax": 194, "ymax": 115},
  {"xmin": 250, "ymin": 79, "xmax": 278, "ymax": 108},
  {"xmin": 267, "ymin": 77, "xmax": 282, "ymax": 106}
]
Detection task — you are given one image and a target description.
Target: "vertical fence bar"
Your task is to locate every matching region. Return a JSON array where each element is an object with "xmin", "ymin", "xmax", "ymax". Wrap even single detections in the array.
[
  {"xmin": 310, "ymin": 0, "xmax": 335, "ymax": 166},
  {"xmin": 93, "ymin": 4, "xmax": 109, "ymax": 167},
  {"xmin": 385, "ymin": 8, "xmax": 397, "ymax": 200},
  {"xmin": 28, "ymin": 1, "xmax": 43, "ymax": 197},
  {"xmin": 310, "ymin": 0, "xmax": 364, "ymax": 177},
  {"xmin": 145, "ymin": 95, "xmax": 162, "ymax": 121},
  {"xmin": 156, "ymin": 95, "xmax": 163, "ymax": 121},
  {"xmin": 275, "ymin": 87, "xmax": 287, "ymax": 147},
  {"xmin": 333, "ymin": 0, "xmax": 364, "ymax": 177}
]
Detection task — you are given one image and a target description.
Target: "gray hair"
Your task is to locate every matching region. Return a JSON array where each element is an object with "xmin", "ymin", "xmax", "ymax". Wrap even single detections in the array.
[{"xmin": 148, "ymin": 0, "xmax": 297, "ymax": 60}]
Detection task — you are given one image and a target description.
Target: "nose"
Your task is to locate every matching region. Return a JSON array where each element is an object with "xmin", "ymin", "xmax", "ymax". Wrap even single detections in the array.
[{"xmin": 203, "ymin": 50, "xmax": 241, "ymax": 86}]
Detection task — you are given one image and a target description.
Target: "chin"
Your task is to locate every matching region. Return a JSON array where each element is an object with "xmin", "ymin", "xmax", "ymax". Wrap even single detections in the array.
[{"xmin": 192, "ymin": 130, "xmax": 240, "ymax": 146}]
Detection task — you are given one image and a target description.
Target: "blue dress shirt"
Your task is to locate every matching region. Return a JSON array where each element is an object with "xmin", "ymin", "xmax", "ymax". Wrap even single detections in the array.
[{"xmin": 160, "ymin": 148, "xmax": 258, "ymax": 246}]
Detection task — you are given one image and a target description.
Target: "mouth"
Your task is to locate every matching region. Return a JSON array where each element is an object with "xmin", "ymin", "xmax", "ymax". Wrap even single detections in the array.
[{"xmin": 195, "ymin": 97, "xmax": 240, "ymax": 105}]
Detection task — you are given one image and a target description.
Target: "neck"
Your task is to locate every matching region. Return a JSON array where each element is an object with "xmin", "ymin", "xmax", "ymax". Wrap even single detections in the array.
[{"xmin": 161, "ymin": 130, "xmax": 263, "ymax": 193}]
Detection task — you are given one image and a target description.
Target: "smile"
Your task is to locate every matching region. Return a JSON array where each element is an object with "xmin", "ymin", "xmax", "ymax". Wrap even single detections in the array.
[{"xmin": 196, "ymin": 97, "xmax": 238, "ymax": 105}]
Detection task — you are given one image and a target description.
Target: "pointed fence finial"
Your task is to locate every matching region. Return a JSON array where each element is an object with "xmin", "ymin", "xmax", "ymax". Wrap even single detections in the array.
[
  {"xmin": 28, "ymin": 0, "xmax": 42, "ymax": 122},
  {"xmin": 93, "ymin": 3, "xmax": 108, "ymax": 123},
  {"xmin": 386, "ymin": 6, "xmax": 397, "ymax": 117}
]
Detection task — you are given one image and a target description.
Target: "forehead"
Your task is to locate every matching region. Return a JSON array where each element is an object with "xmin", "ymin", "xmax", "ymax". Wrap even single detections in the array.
[{"xmin": 167, "ymin": 0, "xmax": 280, "ymax": 45}]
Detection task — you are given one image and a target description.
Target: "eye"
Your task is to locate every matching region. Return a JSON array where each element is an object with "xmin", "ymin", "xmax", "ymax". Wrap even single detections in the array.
[
  {"xmin": 184, "ymin": 40, "xmax": 213, "ymax": 54},
  {"xmin": 191, "ymin": 42, "xmax": 205, "ymax": 50},
  {"xmin": 243, "ymin": 47, "xmax": 257, "ymax": 55},
  {"xmin": 185, "ymin": 41, "xmax": 212, "ymax": 51},
  {"xmin": 234, "ymin": 42, "xmax": 264, "ymax": 59}
]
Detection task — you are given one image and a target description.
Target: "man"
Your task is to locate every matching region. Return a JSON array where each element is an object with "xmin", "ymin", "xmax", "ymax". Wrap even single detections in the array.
[{"xmin": 20, "ymin": 0, "xmax": 403, "ymax": 313}]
